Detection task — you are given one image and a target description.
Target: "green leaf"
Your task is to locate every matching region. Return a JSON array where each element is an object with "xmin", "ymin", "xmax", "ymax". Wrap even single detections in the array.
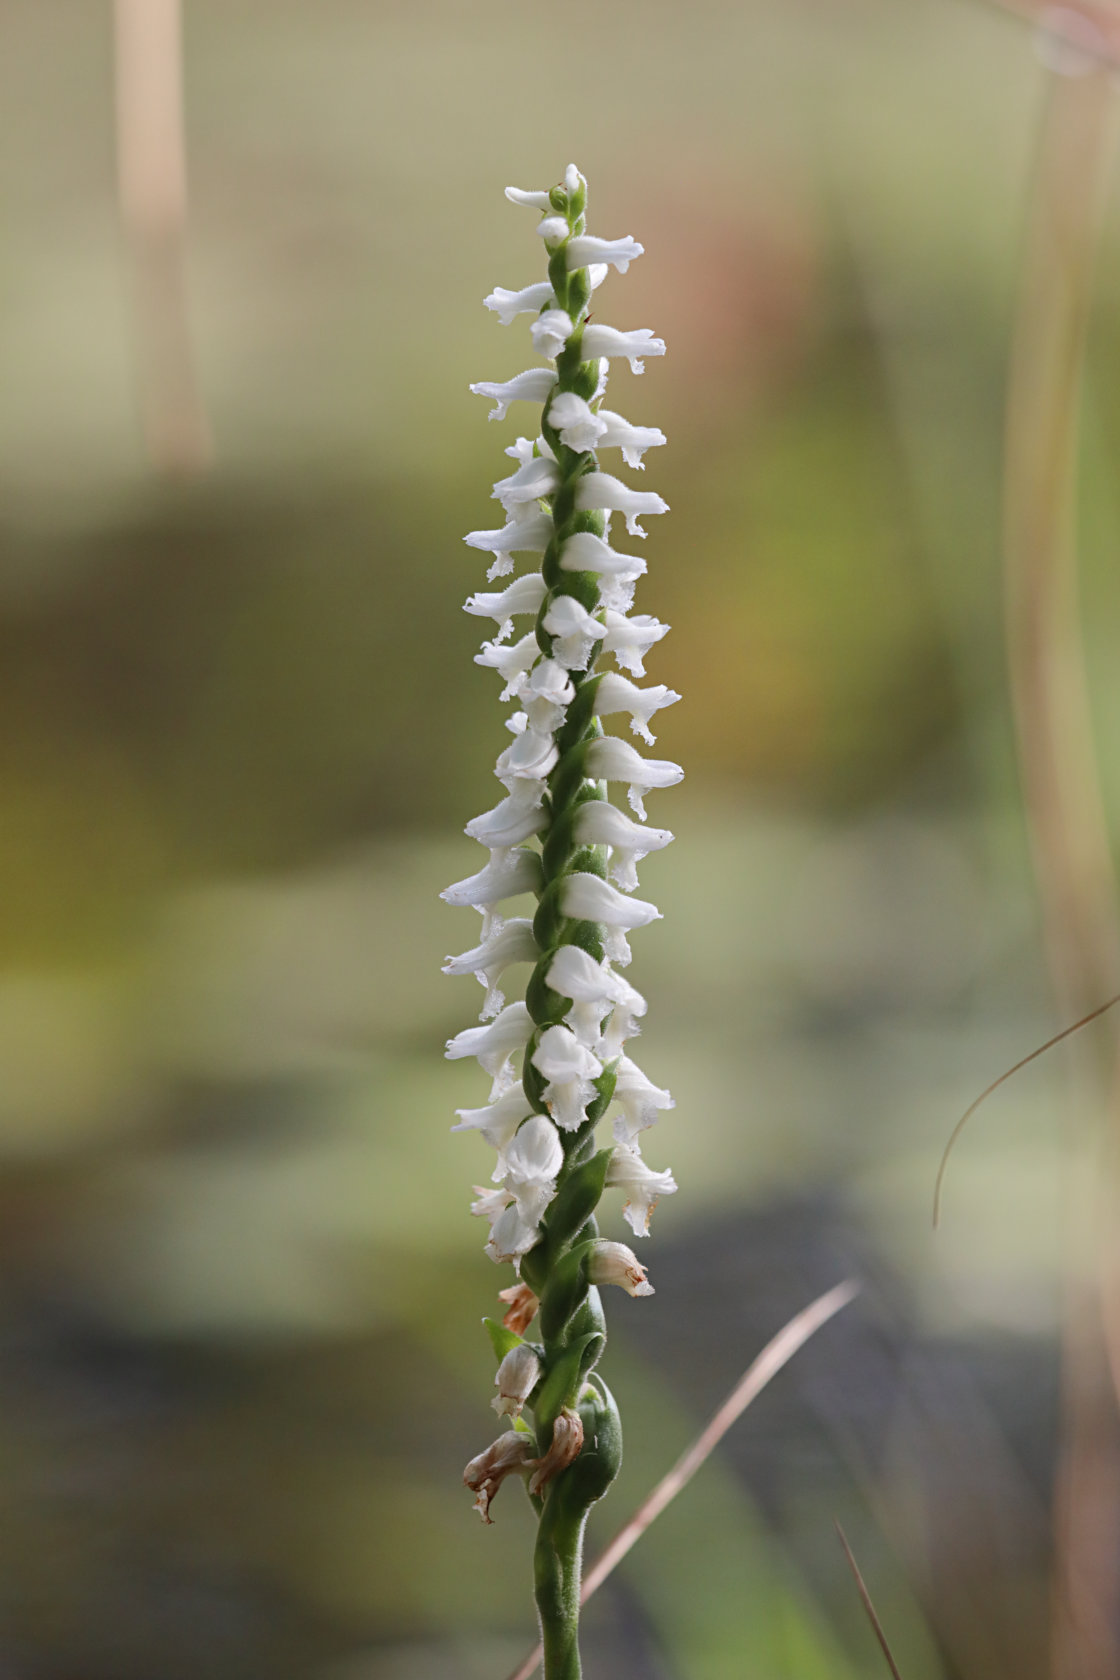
[{"xmin": 483, "ymin": 1316, "xmax": 522, "ymax": 1363}]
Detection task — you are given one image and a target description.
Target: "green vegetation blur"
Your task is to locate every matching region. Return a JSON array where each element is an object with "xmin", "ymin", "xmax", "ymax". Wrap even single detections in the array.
[{"xmin": 0, "ymin": 0, "xmax": 1116, "ymax": 1675}]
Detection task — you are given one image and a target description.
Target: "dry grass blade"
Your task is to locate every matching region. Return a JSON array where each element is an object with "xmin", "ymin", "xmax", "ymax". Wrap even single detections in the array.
[
  {"xmin": 932, "ymin": 991, "xmax": 1120, "ymax": 1227},
  {"xmin": 834, "ymin": 1521, "xmax": 904, "ymax": 1680},
  {"xmin": 504, "ymin": 1278, "xmax": 860, "ymax": 1680}
]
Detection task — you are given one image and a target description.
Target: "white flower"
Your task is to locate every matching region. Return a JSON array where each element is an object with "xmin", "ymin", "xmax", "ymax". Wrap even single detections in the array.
[
  {"xmin": 565, "ymin": 234, "xmax": 644, "ymax": 274},
  {"xmin": 530, "ymin": 309, "xmax": 574, "ymax": 360},
  {"xmin": 596, "ymin": 410, "xmax": 667, "ymax": 469},
  {"xmin": 452, "ymin": 1086, "xmax": 534, "ymax": 1175},
  {"xmin": 492, "ymin": 455, "xmax": 560, "ymax": 513},
  {"xmin": 492, "ymin": 1343, "xmax": 542, "ymax": 1417},
  {"xmin": 463, "ymin": 573, "xmax": 547, "ymax": 640},
  {"xmin": 495, "ymin": 719, "xmax": 558, "ymax": 785},
  {"xmin": 602, "ymin": 609, "xmax": 670, "ymax": 678},
  {"xmin": 572, "ymin": 800, "xmax": 673, "ymax": 892},
  {"xmin": 471, "ymin": 1184, "xmax": 514, "ymax": 1222},
  {"xmin": 541, "ymin": 593, "xmax": 605, "ymax": 670},
  {"xmin": 465, "ymin": 511, "xmax": 553, "ymax": 580},
  {"xmin": 442, "ymin": 847, "xmax": 541, "ymax": 911},
  {"xmin": 584, "ymin": 736, "xmax": 683, "ymax": 820},
  {"xmin": 580, "ymin": 325, "xmax": 666, "ymax": 375},
  {"xmin": 546, "ymin": 944, "xmax": 646, "ymax": 1051},
  {"xmin": 464, "ymin": 788, "xmax": 546, "ymax": 851},
  {"xmin": 463, "ymin": 1428, "xmax": 537, "ymax": 1523},
  {"xmin": 484, "ymin": 280, "xmax": 555, "ymax": 325},
  {"xmin": 547, "ymin": 391, "xmax": 608, "ymax": 452},
  {"xmin": 574, "ymin": 471, "xmax": 670, "ymax": 538},
  {"xmin": 560, "ymin": 873, "xmax": 661, "ymax": 963},
  {"xmin": 519, "ymin": 659, "xmax": 574, "ymax": 730},
  {"xmin": 504, "ymin": 1113, "xmax": 564, "ymax": 1220},
  {"xmin": 611, "ymin": 1053, "xmax": 675, "ymax": 1143},
  {"xmin": 593, "ymin": 671, "xmax": 681, "ymax": 744},
  {"xmin": 505, "ymin": 433, "xmax": 556, "ymax": 466},
  {"xmin": 487, "ymin": 1201, "xmax": 543, "ymax": 1262},
  {"xmin": 531, "ymin": 1023, "xmax": 603, "ymax": 1130},
  {"xmin": 588, "ymin": 1239, "xmax": 654, "ymax": 1297},
  {"xmin": 470, "ymin": 368, "xmax": 556, "ymax": 421},
  {"xmin": 536, "ymin": 214, "xmax": 569, "ymax": 245},
  {"xmin": 559, "ymin": 532, "xmax": 646, "ymax": 596},
  {"xmin": 443, "ymin": 918, "xmax": 538, "ymax": 1018},
  {"xmin": 445, "ymin": 1001, "xmax": 533, "ymax": 1092},
  {"xmin": 505, "ymin": 186, "xmax": 554, "ymax": 210},
  {"xmin": 606, "ymin": 1143, "xmax": 677, "ymax": 1236},
  {"xmin": 475, "ymin": 632, "xmax": 540, "ymax": 699}
]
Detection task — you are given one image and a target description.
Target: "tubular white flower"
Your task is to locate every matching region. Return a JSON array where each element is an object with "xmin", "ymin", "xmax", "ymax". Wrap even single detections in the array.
[
  {"xmin": 504, "ymin": 1113, "xmax": 565, "ymax": 1220},
  {"xmin": 452, "ymin": 1086, "xmax": 535, "ymax": 1175},
  {"xmin": 546, "ymin": 944, "xmax": 646, "ymax": 1051},
  {"xmin": 531, "ymin": 1023, "xmax": 603, "ymax": 1130},
  {"xmin": 445, "ymin": 1001, "xmax": 533, "ymax": 1091},
  {"xmin": 442, "ymin": 847, "xmax": 541, "ymax": 910},
  {"xmin": 505, "ymin": 186, "xmax": 554, "ymax": 210},
  {"xmin": 530, "ymin": 309, "xmax": 575, "ymax": 360},
  {"xmin": 464, "ymin": 573, "xmax": 548, "ymax": 640},
  {"xmin": 559, "ymin": 530, "xmax": 646, "ymax": 587},
  {"xmin": 464, "ymin": 789, "xmax": 546, "ymax": 851},
  {"xmin": 495, "ymin": 728, "xmax": 558, "ymax": 787},
  {"xmin": 475, "ymin": 632, "xmax": 540, "ymax": 698},
  {"xmin": 580, "ymin": 325, "xmax": 666, "ymax": 375},
  {"xmin": 593, "ymin": 671, "xmax": 681, "ymax": 745},
  {"xmin": 484, "ymin": 280, "xmax": 555, "ymax": 325},
  {"xmin": 560, "ymin": 872, "xmax": 661, "ymax": 949},
  {"xmin": 565, "ymin": 234, "xmax": 644, "ymax": 273},
  {"xmin": 492, "ymin": 455, "xmax": 561, "ymax": 513},
  {"xmin": 493, "ymin": 1343, "xmax": 541, "ymax": 1418},
  {"xmin": 588, "ymin": 1239, "xmax": 654, "ymax": 1297},
  {"xmin": 575, "ymin": 472, "xmax": 670, "ymax": 538},
  {"xmin": 596, "ymin": 410, "xmax": 667, "ymax": 469},
  {"xmin": 548, "ymin": 392, "xmax": 608, "ymax": 452},
  {"xmin": 465, "ymin": 511, "xmax": 553, "ymax": 580},
  {"xmin": 611, "ymin": 1053, "xmax": 675, "ymax": 1143},
  {"xmin": 506, "ymin": 433, "xmax": 556, "ymax": 466},
  {"xmin": 443, "ymin": 918, "xmax": 538, "ymax": 1018},
  {"xmin": 585, "ymin": 736, "xmax": 684, "ymax": 820},
  {"xmin": 606, "ymin": 1143, "xmax": 678, "ymax": 1236},
  {"xmin": 470, "ymin": 368, "xmax": 556, "ymax": 421},
  {"xmin": 572, "ymin": 800, "xmax": 673, "ymax": 892},
  {"xmin": 536, "ymin": 214, "xmax": 569, "ymax": 245},
  {"xmin": 541, "ymin": 594, "xmax": 606, "ymax": 671},
  {"xmin": 487, "ymin": 1200, "xmax": 543, "ymax": 1262},
  {"xmin": 602, "ymin": 609, "xmax": 670, "ymax": 677}
]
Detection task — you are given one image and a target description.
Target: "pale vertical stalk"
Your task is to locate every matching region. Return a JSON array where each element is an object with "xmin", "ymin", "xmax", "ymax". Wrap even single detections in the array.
[
  {"xmin": 114, "ymin": 0, "xmax": 210, "ymax": 474},
  {"xmin": 1003, "ymin": 54, "xmax": 1120, "ymax": 1680}
]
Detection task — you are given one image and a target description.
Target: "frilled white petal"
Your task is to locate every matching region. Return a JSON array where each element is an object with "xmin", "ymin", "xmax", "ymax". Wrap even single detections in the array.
[
  {"xmin": 443, "ymin": 918, "xmax": 538, "ymax": 1018},
  {"xmin": 446, "ymin": 1003, "xmax": 533, "ymax": 1086},
  {"xmin": 602, "ymin": 609, "xmax": 670, "ymax": 677},
  {"xmin": 475, "ymin": 632, "xmax": 540, "ymax": 700},
  {"xmin": 573, "ymin": 800, "xmax": 673, "ymax": 892},
  {"xmin": 505, "ymin": 433, "xmax": 556, "ymax": 467},
  {"xmin": 505, "ymin": 186, "xmax": 553, "ymax": 210},
  {"xmin": 531, "ymin": 1024, "xmax": 603, "ymax": 1131},
  {"xmin": 595, "ymin": 410, "xmax": 667, "ymax": 469},
  {"xmin": 504, "ymin": 1113, "xmax": 564, "ymax": 1220},
  {"xmin": 465, "ymin": 512, "xmax": 552, "ymax": 580},
  {"xmin": 580, "ymin": 325, "xmax": 666, "ymax": 375},
  {"xmin": 470, "ymin": 368, "xmax": 556, "ymax": 422},
  {"xmin": 491, "ymin": 455, "xmax": 560, "ymax": 514},
  {"xmin": 547, "ymin": 944, "xmax": 647, "ymax": 1051},
  {"xmin": 453, "ymin": 1087, "xmax": 535, "ymax": 1176},
  {"xmin": 593, "ymin": 671, "xmax": 681, "ymax": 744},
  {"xmin": 464, "ymin": 789, "xmax": 547, "ymax": 851},
  {"xmin": 574, "ymin": 471, "xmax": 669, "ymax": 538},
  {"xmin": 465, "ymin": 576, "xmax": 547, "ymax": 647},
  {"xmin": 484, "ymin": 281, "xmax": 555, "ymax": 325},
  {"xmin": 487, "ymin": 1201, "xmax": 543, "ymax": 1262},
  {"xmin": 541, "ymin": 594, "xmax": 605, "ymax": 671},
  {"xmin": 522, "ymin": 658, "xmax": 574, "ymax": 708},
  {"xmin": 530, "ymin": 309, "xmax": 574, "ymax": 360},
  {"xmin": 559, "ymin": 531, "xmax": 645, "ymax": 587},
  {"xmin": 561, "ymin": 872, "xmax": 661, "ymax": 935},
  {"xmin": 566, "ymin": 234, "xmax": 644, "ymax": 274},
  {"xmin": 495, "ymin": 725, "xmax": 558, "ymax": 785},
  {"xmin": 611, "ymin": 1053, "xmax": 675, "ymax": 1143},
  {"xmin": 547, "ymin": 392, "xmax": 608, "ymax": 453},
  {"xmin": 585, "ymin": 736, "xmax": 684, "ymax": 820},
  {"xmin": 442, "ymin": 847, "xmax": 541, "ymax": 910},
  {"xmin": 606, "ymin": 1144, "xmax": 678, "ymax": 1236}
]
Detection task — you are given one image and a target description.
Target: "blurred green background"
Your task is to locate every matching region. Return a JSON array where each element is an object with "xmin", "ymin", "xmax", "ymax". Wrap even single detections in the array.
[{"xmin": 1, "ymin": 0, "xmax": 1117, "ymax": 1674}]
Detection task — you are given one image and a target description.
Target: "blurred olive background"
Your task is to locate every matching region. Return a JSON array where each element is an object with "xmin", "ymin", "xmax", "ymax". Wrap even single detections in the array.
[{"xmin": 1, "ymin": 0, "xmax": 1118, "ymax": 1675}]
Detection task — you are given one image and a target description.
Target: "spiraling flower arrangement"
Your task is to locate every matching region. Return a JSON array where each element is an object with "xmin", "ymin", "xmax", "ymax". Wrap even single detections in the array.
[{"xmin": 443, "ymin": 164, "xmax": 680, "ymax": 1678}]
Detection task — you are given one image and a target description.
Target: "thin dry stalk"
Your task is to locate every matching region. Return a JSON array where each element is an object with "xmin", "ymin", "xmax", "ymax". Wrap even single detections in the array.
[
  {"xmin": 504, "ymin": 1279, "xmax": 859, "ymax": 1680},
  {"xmin": 114, "ymin": 0, "xmax": 210, "ymax": 473},
  {"xmin": 1003, "ymin": 48, "xmax": 1120, "ymax": 1680},
  {"xmin": 834, "ymin": 1521, "xmax": 904, "ymax": 1680}
]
